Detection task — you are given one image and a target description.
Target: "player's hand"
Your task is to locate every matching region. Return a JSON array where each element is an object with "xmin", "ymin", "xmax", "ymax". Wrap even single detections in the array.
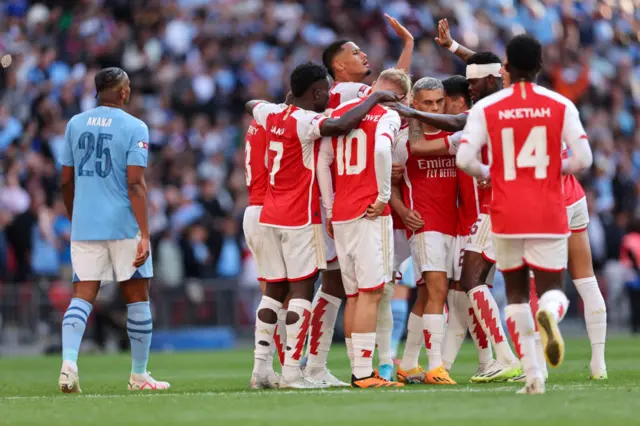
[
  {"xmin": 478, "ymin": 177, "xmax": 491, "ymax": 189},
  {"xmin": 134, "ymin": 237, "xmax": 151, "ymax": 267},
  {"xmin": 392, "ymin": 163, "xmax": 405, "ymax": 181},
  {"xmin": 373, "ymin": 90, "xmax": 403, "ymax": 104},
  {"xmin": 366, "ymin": 200, "xmax": 386, "ymax": 219},
  {"xmin": 434, "ymin": 19, "xmax": 453, "ymax": 49},
  {"xmin": 326, "ymin": 218, "xmax": 334, "ymax": 239},
  {"xmin": 388, "ymin": 102, "xmax": 416, "ymax": 118},
  {"xmin": 384, "ymin": 14, "xmax": 414, "ymax": 43},
  {"xmin": 403, "ymin": 210, "xmax": 424, "ymax": 231}
]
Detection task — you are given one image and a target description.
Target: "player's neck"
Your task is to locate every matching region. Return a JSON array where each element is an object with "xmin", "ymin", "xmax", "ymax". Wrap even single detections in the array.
[
  {"xmin": 292, "ymin": 99, "xmax": 314, "ymax": 112},
  {"xmin": 334, "ymin": 71, "xmax": 363, "ymax": 84},
  {"xmin": 100, "ymin": 101, "xmax": 123, "ymax": 109},
  {"xmin": 422, "ymin": 124, "xmax": 439, "ymax": 134}
]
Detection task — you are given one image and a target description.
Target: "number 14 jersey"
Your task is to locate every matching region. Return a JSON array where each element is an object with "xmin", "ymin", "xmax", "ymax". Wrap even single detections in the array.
[{"xmin": 461, "ymin": 82, "xmax": 588, "ymax": 238}]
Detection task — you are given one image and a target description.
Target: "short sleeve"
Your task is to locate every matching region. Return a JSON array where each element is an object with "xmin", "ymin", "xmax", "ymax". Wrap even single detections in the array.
[
  {"xmin": 561, "ymin": 100, "xmax": 587, "ymax": 146},
  {"xmin": 59, "ymin": 121, "xmax": 74, "ymax": 166},
  {"xmin": 297, "ymin": 110, "xmax": 327, "ymax": 143},
  {"xmin": 253, "ymin": 102, "xmax": 284, "ymax": 128},
  {"xmin": 127, "ymin": 122, "xmax": 150, "ymax": 167},
  {"xmin": 460, "ymin": 104, "xmax": 488, "ymax": 149}
]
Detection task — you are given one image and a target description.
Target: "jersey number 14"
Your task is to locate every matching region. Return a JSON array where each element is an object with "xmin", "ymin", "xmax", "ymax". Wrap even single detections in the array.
[{"xmin": 501, "ymin": 126, "xmax": 549, "ymax": 181}]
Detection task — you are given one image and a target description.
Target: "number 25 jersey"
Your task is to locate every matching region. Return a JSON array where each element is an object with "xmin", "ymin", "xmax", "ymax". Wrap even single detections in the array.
[
  {"xmin": 252, "ymin": 103, "xmax": 326, "ymax": 228},
  {"xmin": 59, "ymin": 106, "xmax": 149, "ymax": 241},
  {"xmin": 461, "ymin": 82, "xmax": 587, "ymax": 238}
]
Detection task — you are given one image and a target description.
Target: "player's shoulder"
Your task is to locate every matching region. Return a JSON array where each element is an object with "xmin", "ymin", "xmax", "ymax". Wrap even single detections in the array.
[
  {"xmin": 331, "ymin": 81, "xmax": 370, "ymax": 95},
  {"xmin": 330, "ymin": 97, "xmax": 363, "ymax": 116},
  {"xmin": 473, "ymin": 87, "xmax": 515, "ymax": 110},
  {"xmin": 531, "ymin": 85, "xmax": 578, "ymax": 110},
  {"xmin": 377, "ymin": 104, "xmax": 401, "ymax": 122}
]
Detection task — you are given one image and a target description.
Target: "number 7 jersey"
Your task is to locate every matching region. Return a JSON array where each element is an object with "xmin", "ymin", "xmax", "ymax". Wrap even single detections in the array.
[
  {"xmin": 461, "ymin": 82, "xmax": 588, "ymax": 238},
  {"xmin": 252, "ymin": 102, "xmax": 326, "ymax": 228},
  {"xmin": 59, "ymin": 106, "xmax": 149, "ymax": 241}
]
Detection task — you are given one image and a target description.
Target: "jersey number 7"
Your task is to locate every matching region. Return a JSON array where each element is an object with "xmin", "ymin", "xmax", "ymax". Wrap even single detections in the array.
[{"xmin": 501, "ymin": 126, "xmax": 549, "ymax": 181}]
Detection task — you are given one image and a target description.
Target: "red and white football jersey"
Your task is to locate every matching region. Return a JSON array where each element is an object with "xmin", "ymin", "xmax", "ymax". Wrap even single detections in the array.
[
  {"xmin": 561, "ymin": 144, "xmax": 586, "ymax": 206},
  {"xmin": 391, "ymin": 123, "xmax": 409, "ymax": 230},
  {"xmin": 461, "ymin": 82, "xmax": 588, "ymax": 237},
  {"xmin": 252, "ymin": 103, "xmax": 325, "ymax": 228},
  {"xmin": 244, "ymin": 119, "xmax": 269, "ymax": 206},
  {"xmin": 326, "ymin": 81, "xmax": 371, "ymax": 113},
  {"xmin": 322, "ymin": 100, "xmax": 400, "ymax": 222},
  {"xmin": 396, "ymin": 130, "xmax": 458, "ymax": 236}
]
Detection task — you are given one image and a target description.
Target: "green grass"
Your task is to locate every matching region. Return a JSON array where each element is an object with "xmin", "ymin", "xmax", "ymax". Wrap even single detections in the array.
[{"xmin": 1, "ymin": 336, "xmax": 639, "ymax": 425}]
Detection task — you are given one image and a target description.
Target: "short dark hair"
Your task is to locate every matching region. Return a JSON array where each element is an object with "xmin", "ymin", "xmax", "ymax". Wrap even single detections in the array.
[
  {"xmin": 506, "ymin": 34, "xmax": 542, "ymax": 74},
  {"xmin": 322, "ymin": 40, "xmax": 349, "ymax": 79},
  {"xmin": 290, "ymin": 62, "xmax": 328, "ymax": 97},
  {"xmin": 95, "ymin": 67, "xmax": 127, "ymax": 96},
  {"xmin": 442, "ymin": 75, "xmax": 471, "ymax": 107},
  {"xmin": 467, "ymin": 51, "xmax": 502, "ymax": 66}
]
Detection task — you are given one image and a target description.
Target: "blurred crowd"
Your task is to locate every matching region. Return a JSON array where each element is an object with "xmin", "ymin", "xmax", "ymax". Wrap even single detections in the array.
[{"xmin": 0, "ymin": 0, "xmax": 640, "ymax": 327}]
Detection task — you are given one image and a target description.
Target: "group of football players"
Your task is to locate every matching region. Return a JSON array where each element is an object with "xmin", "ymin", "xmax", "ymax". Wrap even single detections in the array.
[{"xmin": 242, "ymin": 16, "xmax": 608, "ymax": 395}]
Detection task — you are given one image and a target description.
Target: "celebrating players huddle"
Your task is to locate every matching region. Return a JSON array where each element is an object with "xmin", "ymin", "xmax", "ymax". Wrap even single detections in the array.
[{"xmin": 244, "ymin": 18, "xmax": 607, "ymax": 395}]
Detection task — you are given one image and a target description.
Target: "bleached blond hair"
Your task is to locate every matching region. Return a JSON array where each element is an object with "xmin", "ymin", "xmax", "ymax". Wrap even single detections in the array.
[{"xmin": 377, "ymin": 68, "xmax": 412, "ymax": 97}]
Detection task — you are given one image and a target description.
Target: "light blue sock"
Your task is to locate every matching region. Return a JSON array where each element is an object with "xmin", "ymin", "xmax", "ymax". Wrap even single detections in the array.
[
  {"xmin": 390, "ymin": 299, "xmax": 409, "ymax": 355},
  {"xmin": 62, "ymin": 298, "xmax": 93, "ymax": 363},
  {"xmin": 127, "ymin": 301, "xmax": 153, "ymax": 374}
]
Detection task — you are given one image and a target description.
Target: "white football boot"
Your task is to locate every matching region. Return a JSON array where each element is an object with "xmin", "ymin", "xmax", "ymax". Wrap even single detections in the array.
[
  {"xmin": 305, "ymin": 367, "xmax": 349, "ymax": 387},
  {"xmin": 59, "ymin": 362, "xmax": 81, "ymax": 394},
  {"xmin": 517, "ymin": 377, "xmax": 546, "ymax": 395},
  {"xmin": 128, "ymin": 372, "xmax": 171, "ymax": 391}
]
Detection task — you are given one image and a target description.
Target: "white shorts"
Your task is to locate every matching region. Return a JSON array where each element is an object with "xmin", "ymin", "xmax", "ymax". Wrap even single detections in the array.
[
  {"xmin": 243, "ymin": 206, "xmax": 270, "ymax": 280},
  {"xmin": 394, "ymin": 229, "xmax": 411, "ymax": 272},
  {"xmin": 409, "ymin": 231, "xmax": 455, "ymax": 280},
  {"xmin": 261, "ymin": 224, "xmax": 327, "ymax": 282},
  {"xmin": 321, "ymin": 207, "xmax": 340, "ymax": 271},
  {"xmin": 493, "ymin": 236, "xmax": 568, "ymax": 272},
  {"xmin": 466, "ymin": 213, "xmax": 495, "ymax": 263},
  {"xmin": 71, "ymin": 233, "xmax": 153, "ymax": 283},
  {"xmin": 334, "ymin": 216, "xmax": 393, "ymax": 297},
  {"xmin": 566, "ymin": 197, "xmax": 589, "ymax": 233},
  {"xmin": 452, "ymin": 235, "xmax": 466, "ymax": 282}
]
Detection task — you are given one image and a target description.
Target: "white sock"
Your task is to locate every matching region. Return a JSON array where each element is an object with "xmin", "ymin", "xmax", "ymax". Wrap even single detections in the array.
[
  {"xmin": 283, "ymin": 299, "xmax": 311, "ymax": 382},
  {"xmin": 423, "ymin": 314, "xmax": 445, "ymax": 371},
  {"xmin": 574, "ymin": 277, "xmax": 607, "ymax": 374},
  {"xmin": 538, "ymin": 289, "xmax": 569, "ymax": 323},
  {"xmin": 352, "ymin": 332, "xmax": 376, "ymax": 379},
  {"xmin": 534, "ymin": 331, "xmax": 548, "ymax": 378},
  {"xmin": 463, "ymin": 295, "xmax": 493, "ymax": 367},
  {"xmin": 505, "ymin": 303, "xmax": 543, "ymax": 384},
  {"xmin": 306, "ymin": 290, "xmax": 342, "ymax": 371},
  {"xmin": 468, "ymin": 285, "xmax": 518, "ymax": 366},
  {"xmin": 400, "ymin": 313, "xmax": 424, "ymax": 371},
  {"xmin": 376, "ymin": 282, "xmax": 394, "ymax": 367},
  {"xmin": 345, "ymin": 337, "xmax": 354, "ymax": 370},
  {"xmin": 253, "ymin": 296, "xmax": 282, "ymax": 376},
  {"xmin": 274, "ymin": 308, "xmax": 287, "ymax": 368},
  {"xmin": 442, "ymin": 290, "xmax": 467, "ymax": 370}
]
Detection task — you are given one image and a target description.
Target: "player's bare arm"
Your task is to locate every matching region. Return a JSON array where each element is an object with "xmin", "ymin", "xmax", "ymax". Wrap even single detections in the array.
[
  {"xmin": 385, "ymin": 14, "xmax": 414, "ymax": 72},
  {"xmin": 127, "ymin": 165, "xmax": 150, "ymax": 267},
  {"xmin": 60, "ymin": 166, "xmax": 75, "ymax": 220},
  {"xmin": 390, "ymin": 184, "xmax": 423, "ymax": 231},
  {"xmin": 434, "ymin": 18, "xmax": 476, "ymax": 63},
  {"xmin": 319, "ymin": 90, "xmax": 400, "ymax": 137},
  {"xmin": 391, "ymin": 163, "xmax": 404, "ymax": 183},
  {"xmin": 391, "ymin": 103, "xmax": 467, "ymax": 132}
]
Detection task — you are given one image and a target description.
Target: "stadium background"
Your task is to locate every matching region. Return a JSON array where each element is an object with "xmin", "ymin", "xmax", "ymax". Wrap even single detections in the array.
[{"xmin": 0, "ymin": 0, "xmax": 639, "ymax": 355}]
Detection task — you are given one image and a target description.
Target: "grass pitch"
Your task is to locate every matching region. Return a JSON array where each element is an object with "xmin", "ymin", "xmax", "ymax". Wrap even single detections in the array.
[{"xmin": 1, "ymin": 335, "xmax": 639, "ymax": 425}]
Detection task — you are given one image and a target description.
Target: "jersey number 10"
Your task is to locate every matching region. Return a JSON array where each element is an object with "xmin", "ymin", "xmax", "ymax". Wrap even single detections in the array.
[
  {"xmin": 501, "ymin": 126, "xmax": 550, "ymax": 181},
  {"xmin": 78, "ymin": 132, "xmax": 113, "ymax": 178},
  {"xmin": 336, "ymin": 129, "xmax": 366, "ymax": 176}
]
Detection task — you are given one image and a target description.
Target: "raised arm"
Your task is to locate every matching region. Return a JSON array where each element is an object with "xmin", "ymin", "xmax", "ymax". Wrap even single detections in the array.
[
  {"xmin": 434, "ymin": 18, "xmax": 476, "ymax": 63},
  {"xmin": 385, "ymin": 14, "xmax": 414, "ymax": 73},
  {"xmin": 319, "ymin": 91, "xmax": 400, "ymax": 137}
]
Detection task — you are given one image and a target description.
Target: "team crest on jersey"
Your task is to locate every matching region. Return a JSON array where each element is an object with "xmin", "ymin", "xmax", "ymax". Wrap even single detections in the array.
[
  {"xmin": 138, "ymin": 141, "xmax": 149, "ymax": 149},
  {"xmin": 357, "ymin": 85, "xmax": 369, "ymax": 98}
]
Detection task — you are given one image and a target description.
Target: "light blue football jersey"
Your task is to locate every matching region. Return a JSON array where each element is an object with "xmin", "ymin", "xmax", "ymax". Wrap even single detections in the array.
[{"xmin": 59, "ymin": 106, "xmax": 149, "ymax": 241}]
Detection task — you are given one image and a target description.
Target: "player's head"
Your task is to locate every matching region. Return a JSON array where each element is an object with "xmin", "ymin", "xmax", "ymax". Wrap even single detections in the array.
[
  {"xmin": 372, "ymin": 68, "xmax": 411, "ymax": 104},
  {"xmin": 412, "ymin": 77, "xmax": 444, "ymax": 114},
  {"xmin": 505, "ymin": 34, "xmax": 542, "ymax": 83},
  {"xmin": 322, "ymin": 40, "xmax": 371, "ymax": 82},
  {"xmin": 441, "ymin": 75, "xmax": 471, "ymax": 114},
  {"xmin": 466, "ymin": 52, "xmax": 503, "ymax": 103},
  {"xmin": 290, "ymin": 62, "xmax": 331, "ymax": 113},
  {"xmin": 95, "ymin": 67, "xmax": 130, "ymax": 105}
]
